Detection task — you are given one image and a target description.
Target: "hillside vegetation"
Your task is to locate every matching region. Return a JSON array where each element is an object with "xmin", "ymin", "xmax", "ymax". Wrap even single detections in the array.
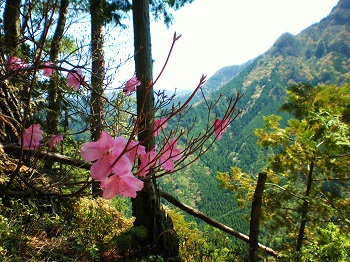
[
  {"xmin": 160, "ymin": 0, "xmax": 350, "ymax": 256},
  {"xmin": 1, "ymin": 0, "xmax": 350, "ymax": 261}
]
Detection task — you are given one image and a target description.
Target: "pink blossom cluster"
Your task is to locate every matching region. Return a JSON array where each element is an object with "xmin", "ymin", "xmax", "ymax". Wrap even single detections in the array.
[
  {"xmin": 67, "ymin": 69, "xmax": 84, "ymax": 90},
  {"xmin": 80, "ymin": 128, "xmax": 182, "ymax": 199},
  {"xmin": 6, "ymin": 56, "xmax": 84, "ymax": 90},
  {"xmin": 7, "ymin": 56, "xmax": 28, "ymax": 71},
  {"xmin": 80, "ymin": 116, "xmax": 232, "ymax": 200},
  {"xmin": 15, "ymin": 71, "xmax": 233, "ymax": 200},
  {"xmin": 18, "ymin": 124, "xmax": 63, "ymax": 150},
  {"xmin": 214, "ymin": 118, "xmax": 232, "ymax": 140},
  {"xmin": 42, "ymin": 63, "xmax": 84, "ymax": 90},
  {"xmin": 123, "ymin": 76, "xmax": 141, "ymax": 95},
  {"xmin": 81, "ymin": 132, "xmax": 144, "ymax": 199},
  {"xmin": 43, "ymin": 62, "xmax": 56, "ymax": 77}
]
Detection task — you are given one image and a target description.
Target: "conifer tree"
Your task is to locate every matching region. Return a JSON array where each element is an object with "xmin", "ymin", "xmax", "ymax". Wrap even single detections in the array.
[{"xmin": 254, "ymin": 83, "xmax": 350, "ymax": 252}]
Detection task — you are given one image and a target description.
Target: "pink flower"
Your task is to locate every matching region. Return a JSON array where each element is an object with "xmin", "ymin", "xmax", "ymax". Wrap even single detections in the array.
[
  {"xmin": 110, "ymin": 137, "xmax": 135, "ymax": 178},
  {"xmin": 19, "ymin": 124, "xmax": 44, "ymax": 150},
  {"xmin": 214, "ymin": 119, "xmax": 232, "ymax": 140},
  {"xmin": 125, "ymin": 140, "xmax": 146, "ymax": 162},
  {"xmin": 137, "ymin": 147, "xmax": 157, "ymax": 177},
  {"xmin": 100, "ymin": 173, "xmax": 144, "ymax": 199},
  {"xmin": 80, "ymin": 131, "xmax": 147, "ymax": 198},
  {"xmin": 154, "ymin": 118, "xmax": 168, "ymax": 136},
  {"xmin": 48, "ymin": 134, "xmax": 63, "ymax": 147},
  {"xmin": 7, "ymin": 56, "xmax": 28, "ymax": 71},
  {"xmin": 43, "ymin": 62, "xmax": 55, "ymax": 77},
  {"xmin": 81, "ymin": 131, "xmax": 132, "ymax": 181},
  {"xmin": 159, "ymin": 138, "xmax": 182, "ymax": 172},
  {"xmin": 123, "ymin": 76, "xmax": 140, "ymax": 95},
  {"xmin": 67, "ymin": 69, "xmax": 84, "ymax": 90}
]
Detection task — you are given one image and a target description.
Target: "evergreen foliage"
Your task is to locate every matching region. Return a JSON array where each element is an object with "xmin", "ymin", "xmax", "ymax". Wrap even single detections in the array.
[
  {"xmin": 1, "ymin": 0, "xmax": 350, "ymax": 260},
  {"xmin": 219, "ymin": 82, "xmax": 350, "ymax": 259}
]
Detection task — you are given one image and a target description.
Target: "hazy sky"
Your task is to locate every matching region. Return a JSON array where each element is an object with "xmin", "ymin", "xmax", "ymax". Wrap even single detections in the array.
[{"xmin": 147, "ymin": 0, "xmax": 338, "ymax": 92}]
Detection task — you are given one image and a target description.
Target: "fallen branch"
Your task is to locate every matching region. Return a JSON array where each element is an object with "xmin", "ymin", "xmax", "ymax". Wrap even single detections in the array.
[
  {"xmin": 160, "ymin": 190, "xmax": 280, "ymax": 258},
  {"xmin": 37, "ymin": 151, "xmax": 91, "ymax": 170},
  {"xmin": 2, "ymin": 143, "xmax": 92, "ymax": 170}
]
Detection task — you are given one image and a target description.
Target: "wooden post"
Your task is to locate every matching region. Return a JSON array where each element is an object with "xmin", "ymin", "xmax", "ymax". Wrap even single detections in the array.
[{"xmin": 249, "ymin": 172, "xmax": 267, "ymax": 262}]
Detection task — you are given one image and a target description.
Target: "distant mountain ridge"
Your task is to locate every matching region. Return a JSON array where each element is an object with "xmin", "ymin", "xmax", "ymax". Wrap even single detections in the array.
[
  {"xmin": 197, "ymin": 0, "xmax": 350, "ymax": 173},
  {"xmin": 160, "ymin": 0, "xmax": 350, "ymax": 227},
  {"xmin": 195, "ymin": 0, "xmax": 350, "ymax": 100}
]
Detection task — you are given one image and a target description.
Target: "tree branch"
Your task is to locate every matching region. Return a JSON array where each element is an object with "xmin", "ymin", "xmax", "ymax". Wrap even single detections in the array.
[
  {"xmin": 2, "ymin": 143, "xmax": 92, "ymax": 170},
  {"xmin": 159, "ymin": 190, "xmax": 280, "ymax": 258}
]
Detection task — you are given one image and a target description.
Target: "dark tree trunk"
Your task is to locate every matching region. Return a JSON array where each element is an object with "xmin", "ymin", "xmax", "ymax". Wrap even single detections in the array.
[
  {"xmin": 249, "ymin": 172, "xmax": 267, "ymax": 262},
  {"xmin": 90, "ymin": 0, "xmax": 105, "ymax": 195},
  {"xmin": 46, "ymin": 0, "xmax": 70, "ymax": 135},
  {"xmin": 3, "ymin": 0, "xmax": 21, "ymax": 55},
  {"xmin": 50, "ymin": 0, "xmax": 70, "ymax": 61},
  {"xmin": 131, "ymin": 0, "xmax": 179, "ymax": 258},
  {"xmin": 1, "ymin": 0, "xmax": 22, "ymax": 142},
  {"xmin": 296, "ymin": 161, "xmax": 314, "ymax": 251}
]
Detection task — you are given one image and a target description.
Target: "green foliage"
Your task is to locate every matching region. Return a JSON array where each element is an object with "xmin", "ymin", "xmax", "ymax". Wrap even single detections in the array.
[
  {"xmin": 217, "ymin": 168, "xmax": 254, "ymax": 205},
  {"xmin": 315, "ymin": 40, "xmax": 326, "ymax": 58},
  {"xmin": 300, "ymin": 223, "xmax": 350, "ymax": 262},
  {"xmin": 213, "ymin": 81, "xmax": 350, "ymax": 257},
  {"xmin": 0, "ymin": 196, "xmax": 137, "ymax": 261},
  {"xmin": 270, "ymin": 32, "xmax": 302, "ymax": 57},
  {"xmin": 253, "ymin": 82, "xmax": 350, "ymax": 251},
  {"xmin": 166, "ymin": 207, "xmax": 248, "ymax": 262},
  {"xmin": 160, "ymin": 161, "xmax": 249, "ymax": 238},
  {"xmin": 113, "ymin": 226, "xmax": 147, "ymax": 255},
  {"xmin": 0, "ymin": 199, "xmax": 33, "ymax": 260},
  {"xmin": 70, "ymin": 197, "xmax": 133, "ymax": 260},
  {"xmin": 150, "ymin": 0, "xmax": 194, "ymax": 25},
  {"xmin": 44, "ymin": 36, "xmax": 78, "ymax": 57}
]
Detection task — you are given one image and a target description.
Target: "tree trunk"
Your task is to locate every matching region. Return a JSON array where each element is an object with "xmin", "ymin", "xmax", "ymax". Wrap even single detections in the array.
[
  {"xmin": 131, "ymin": 0, "xmax": 179, "ymax": 258},
  {"xmin": 296, "ymin": 161, "xmax": 314, "ymax": 251},
  {"xmin": 3, "ymin": 0, "xmax": 22, "ymax": 55},
  {"xmin": 249, "ymin": 172, "xmax": 267, "ymax": 262},
  {"xmin": 90, "ymin": 0, "xmax": 105, "ymax": 195},
  {"xmin": 46, "ymin": 0, "xmax": 70, "ymax": 135},
  {"xmin": 1, "ymin": 0, "xmax": 22, "ymax": 142}
]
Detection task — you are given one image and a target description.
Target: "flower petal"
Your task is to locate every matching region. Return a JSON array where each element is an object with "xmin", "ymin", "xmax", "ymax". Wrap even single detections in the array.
[
  {"xmin": 48, "ymin": 134, "xmax": 63, "ymax": 147},
  {"xmin": 91, "ymin": 158, "xmax": 112, "ymax": 181},
  {"xmin": 100, "ymin": 173, "xmax": 143, "ymax": 199},
  {"xmin": 19, "ymin": 124, "xmax": 44, "ymax": 150},
  {"xmin": 154, "ymin": 117, "xmax": 168, "ymax": 136},
  {"xmin": 214, "ymin": 119, "xmax": 232, "ymax": 140},
  {"xmin": 137, "ymin": 148, "xmax": 157, "ymax": 177},
  {"xmin": 159, "ymin": 138, "xmax": 182, "ymax": 172},
  {"xmin": 80, "ymin": 141, "xmax": 102, "ymax": 161},
  {"xmin": 111, "ymin": 156, "xmax": 133, "ymax": 176},
  {"xmin": 43, "ymin": 62, "xmax": 55, "ymax": 77},
  {"xmin": 67, "ymin": 69, "xmax": 84, "ymax": 90},
  {"xmin": 123, "ymin": 76, "xmax": 140, "ymax": 95}
]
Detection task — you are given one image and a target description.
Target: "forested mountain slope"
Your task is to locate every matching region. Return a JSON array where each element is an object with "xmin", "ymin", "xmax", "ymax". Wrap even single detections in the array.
[
  {"xmin": 160, "ymin": 0, "xmax": 350, "ymax": 231},
  {"xmin": 192, "ymin": 0, "xmax": 350, "ymax": 173}
]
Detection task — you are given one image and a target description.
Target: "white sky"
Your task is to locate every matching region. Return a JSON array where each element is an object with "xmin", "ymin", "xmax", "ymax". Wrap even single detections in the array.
[{"xmin": 147, "ymin": 0, "xmax": 338, "ymax": 92}]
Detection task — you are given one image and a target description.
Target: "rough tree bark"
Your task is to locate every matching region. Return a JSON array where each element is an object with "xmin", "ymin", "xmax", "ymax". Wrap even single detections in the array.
[
  {"xmin": 90, "ymin": 0, "xmax": 105, "ymax": 195},
  {"xmin": 46, "ymin": 0, "xmax": 70, "ymax": 135},
  {"xmin": 249, "ymin": 172, "xmax": 268, "ymax": 261},
  {"xmin": 131, "ymin": 0, "xmax": 179, "ymax": 259},
  {"xmin": 1, "ymin": 0, "xmax": 22, "ymax": 143},
  {"xmin": 3, "ymin": 0, "xmax": 22, "ymax": 55}
]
